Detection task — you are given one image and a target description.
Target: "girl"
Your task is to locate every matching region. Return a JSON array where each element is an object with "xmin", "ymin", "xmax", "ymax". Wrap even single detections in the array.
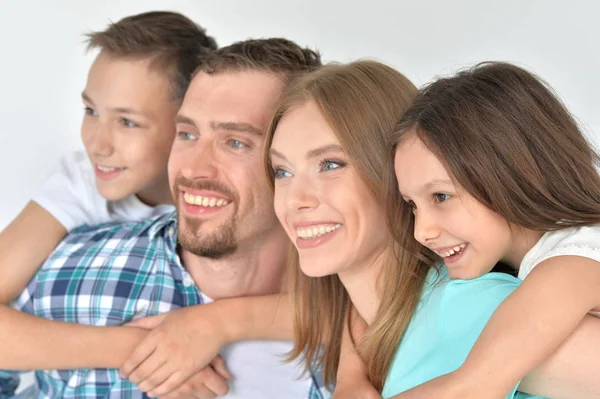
[
  {"xmin": 389, "ymin": 61, "xmax": 600, "ymax": 398},
  {"xmin": 265, "ymin": 60, "xmax": 541, "ymax": 398}
]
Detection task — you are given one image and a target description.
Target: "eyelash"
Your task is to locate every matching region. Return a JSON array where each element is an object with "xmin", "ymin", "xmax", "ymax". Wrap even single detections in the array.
[
  {"xmin": 319, "ymin": 159, "xmax": 346, "ymax": 172},
  {"xmin": 433, "ymin": 193, "xmax": 451, "ymax": 203},
  {"xmin": 84, "ymin": 106, "xmax": 97, "ymax": 116}
]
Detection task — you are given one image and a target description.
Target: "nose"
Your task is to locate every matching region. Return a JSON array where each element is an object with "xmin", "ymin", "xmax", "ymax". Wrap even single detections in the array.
[
  {"xmin": 180, "ymin": 140, "xmax": 218, "ymax": 180},
  {"xmin": 413, "ymin": 208, "xmax": 441, "ymax": 245},
  {"xmin": 86, "ymin": 121, "xmax": 114, "ymax": 157},
  {"xmin": 285, "ymin": 173, "xmax": 319, "ymax": 211}
]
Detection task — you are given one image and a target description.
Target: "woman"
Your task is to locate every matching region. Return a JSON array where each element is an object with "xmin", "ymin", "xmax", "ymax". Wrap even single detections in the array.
[{"xmin": 264, "ymin": 60, "xmax": 539, "ymax": 397}]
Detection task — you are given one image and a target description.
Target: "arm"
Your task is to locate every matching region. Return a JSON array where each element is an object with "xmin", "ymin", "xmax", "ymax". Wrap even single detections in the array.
[
  {"xmin": 0, "ymin": 201, "xmax": 66, "ymax": 304},
  {"xmin": 121, "ymin": 293, "xmax": 294, "ymax": 397},
  {"xmin": 389, "ymin": 256, "xmax": 600, "ymax": 399},
  {"xmin": 0, "ymin": 203, "xmax": 150, "ymax": 369},
  {"xmin": 0, "ymin": 305, "xmax": 147, "ymax": 369},
  {"xmin": 333, "ymin": 308, "xmax": 381, "ymax": 399}
]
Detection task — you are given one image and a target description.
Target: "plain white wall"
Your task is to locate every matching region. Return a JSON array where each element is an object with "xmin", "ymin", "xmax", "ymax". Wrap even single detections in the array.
[{"xmin": 1, "ymin": 0, "xmax": 599, "ymax": 231}]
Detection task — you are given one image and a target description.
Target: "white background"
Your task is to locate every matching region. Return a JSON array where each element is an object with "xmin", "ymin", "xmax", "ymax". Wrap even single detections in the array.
[
  {"xmin": 1, "ymin": 0, "xmax": 599, "ymax": 229},
  {"xmin": 0, "ymin": 0, "xmax": 598, "ymax": 391}
]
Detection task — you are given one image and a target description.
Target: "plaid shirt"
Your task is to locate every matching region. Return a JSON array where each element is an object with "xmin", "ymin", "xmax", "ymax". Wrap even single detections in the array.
[{"xmin": 0, "ymin": 212, "xmax": 329, "ymax": 399}]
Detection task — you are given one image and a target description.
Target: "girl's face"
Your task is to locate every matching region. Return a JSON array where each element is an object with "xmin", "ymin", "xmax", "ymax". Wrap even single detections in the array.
[
  {"xmin": 394, "ymin": 132, "xmax": 527, "ymax": 279},
  {"xmin": 270, "ymin": 101, "xmax": 389, "ymax": 278}
]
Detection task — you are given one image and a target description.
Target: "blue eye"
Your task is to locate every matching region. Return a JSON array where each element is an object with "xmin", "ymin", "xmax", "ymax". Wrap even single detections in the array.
[
  {"xmin": 273, "ymin": 168, "xmax": 292, "ymax": 179},
  {"xmin": 319, "ymin": 159, "xmax": 345, "ymax": 172},
  {"xmin": 121, "ymin": 118, "xmax": 139, "ymax": 128},
  {"xmin": 84, "ymin": 106, "xmax": 98, "ymax": 116},
  {"xmin": 434, "ymin": 193, "xmax": 451, "ymax": 203},
  {"xmin": 178, "ymin": 131, "xmax": 196, "ymax": 141},
  {"xmin": 229, "ymin": 139, "xmax": 248, "ymax": 149}
]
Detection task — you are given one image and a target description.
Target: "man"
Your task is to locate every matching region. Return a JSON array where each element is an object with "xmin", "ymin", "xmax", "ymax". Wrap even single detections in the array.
[{"xmin": 1, "ymin": 38, "xmax": 324, "ymax": 398}]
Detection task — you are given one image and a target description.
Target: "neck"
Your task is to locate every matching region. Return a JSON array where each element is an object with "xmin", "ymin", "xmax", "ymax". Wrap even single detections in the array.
[
  {"xmin": 337, "ymin": 249, "xmax": 387, "ymax": 325},
  {"xmin": 503, "ymin": 227, "xmax": 545, "ymax": 269},
  {"xmin": 180, "ymin": 227, "xmax": 290, "ymax": 299},
  {"xmin": 136, "ymin": 172, "xmax": 174, "ymax": 206}
]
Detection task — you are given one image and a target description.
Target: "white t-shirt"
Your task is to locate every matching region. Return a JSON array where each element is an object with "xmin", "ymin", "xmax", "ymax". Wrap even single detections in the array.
[
  {"xmin": 518, "ymin": 225, "xmax": 600, "ymax": 317},
  {"xmin": 33, "ymin": 151, "xmax": 174, "ymax": 230},
  {"xmin": 200, "ymin": 293, "xmax": 319, "ymax": 399}
]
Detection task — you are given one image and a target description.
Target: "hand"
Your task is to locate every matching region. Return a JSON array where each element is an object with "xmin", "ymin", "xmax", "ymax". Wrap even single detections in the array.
[
  {"xmin": 120, "ymin": 304, "xmax": 231, "ymax": 397},
  {"xmin": 332, "ymin": 380, "xmax": 381, "ymax": 399},
  {"xmin": 155, "ymin": 356, "xmax": 232, "ymax": 399}
]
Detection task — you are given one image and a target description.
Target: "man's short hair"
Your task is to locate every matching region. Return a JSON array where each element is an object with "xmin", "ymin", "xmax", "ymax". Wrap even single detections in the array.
[
  {"xmin": 195, "ymin": 38, "xmax": 321, "ymax": 83},
  {"xmin": 86, "ymin": 11, "xmax": 218, "ymax": 103}
]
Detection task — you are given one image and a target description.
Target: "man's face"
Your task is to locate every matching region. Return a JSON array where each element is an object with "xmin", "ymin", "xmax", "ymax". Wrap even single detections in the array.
[
  {"xmin": 81, "ymin": 51, "xmax": 178, "ymax": 204},
  {"xmin": 169, "ymin": 70, "xmax": 286, "ymax": 258}
]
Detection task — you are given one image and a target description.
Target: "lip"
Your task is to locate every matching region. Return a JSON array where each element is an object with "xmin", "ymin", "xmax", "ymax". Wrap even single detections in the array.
[
  {"xmin": 179, "ymin": 188, "xmax": 232, "ymax": 217},
  {"xmin": 295, "ymin": 226, "xmax": 342, "ymax": 250},
  {"xmin": 435, "ymin": 243, "xmax": 469, "ymax": 264},
  {"xmin": 94, "ymin": 165, "xmax": 125, "ymax": 181}
]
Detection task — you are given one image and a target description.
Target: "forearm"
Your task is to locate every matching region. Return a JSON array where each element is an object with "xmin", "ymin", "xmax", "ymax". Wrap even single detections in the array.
[
  {"xmin": 518, "ymin": 315, "xmax": 600, "ymax": 398},
  {"xmin": 0, "ymin": 305, "xmax": 147, "ymax": 369},
  {"xmin": 210, "ymin": 294, "xmax": 294, "ymax": 342}
]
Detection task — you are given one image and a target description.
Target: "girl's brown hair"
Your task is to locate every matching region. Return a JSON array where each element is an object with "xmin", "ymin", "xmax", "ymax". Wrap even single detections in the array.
[
  {"xmin": 388, "ymin": 62, "xmax": 600, "ymax": 266},
  {"xmin": 263, "ymin": 60, "xmax": 430, "ymax": 390}
]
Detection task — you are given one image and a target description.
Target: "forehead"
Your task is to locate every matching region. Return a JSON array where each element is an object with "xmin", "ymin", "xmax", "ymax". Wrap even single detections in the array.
[
  {"xmin": 180, "ymin": 71, "xmax": 285, "ymax": 131},
  {"xmin": 395, "ymin": 134, "xmax": 450, "ymax": 187},
  {"xmin": 85, "ymin": 52, "xmax": 172, "ymax": 107},
  {"xmin": 272, "ymin": 101, "xmax": 338, "ymax": 151}
]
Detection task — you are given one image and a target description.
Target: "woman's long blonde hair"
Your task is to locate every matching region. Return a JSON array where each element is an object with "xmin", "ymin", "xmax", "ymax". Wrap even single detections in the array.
[{"xmin": 263, "ymin": 60, "xmax": 430, "ymax": 390}]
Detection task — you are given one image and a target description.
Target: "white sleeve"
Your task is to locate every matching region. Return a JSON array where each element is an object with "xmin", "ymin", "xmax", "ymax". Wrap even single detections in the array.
[
  {"xmin": 32, "ymin": 151, "xmax": 107, "ymax": 231},
  {"xmin": 519, "ymin": 226, "xmax": 600, "ymax": 280}
]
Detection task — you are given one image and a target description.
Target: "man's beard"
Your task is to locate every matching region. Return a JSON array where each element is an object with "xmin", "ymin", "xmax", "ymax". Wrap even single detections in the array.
[
  {"xmin": 177, "ymin": 212, "xmax": 238, "ymax": 259},
  {"xmin": 173, "ymin": 175, "xmax": 239, "ymax": 259}
]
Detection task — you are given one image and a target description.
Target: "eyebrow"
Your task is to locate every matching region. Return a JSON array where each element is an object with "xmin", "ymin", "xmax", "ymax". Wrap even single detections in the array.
[
  {"xmin": 307, "ymin": 144, "xmax": 344, "ymax": 159},
  {"xmin": 210, "ymin": 121, "xmax": 264, "ymax": 137},
  {"xmin": 269, "ymin": 144, "xmax": 344, "ymax": 162},
  {"xmin": 175, "ymin": 114, "xmax": 197, "ymax": 127},
  {"xmin": 420, "ymin": 178, "xmax": 453, "ymax": 192},
  {"xmin": 81, "ymin": 92, "xmax": 149, "ymax": 117}
]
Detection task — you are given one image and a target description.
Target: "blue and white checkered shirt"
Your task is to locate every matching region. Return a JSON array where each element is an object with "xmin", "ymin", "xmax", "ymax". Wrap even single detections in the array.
[{"xmin": 0, "ymin": 212, "xmax": 329, "ymax": 399}]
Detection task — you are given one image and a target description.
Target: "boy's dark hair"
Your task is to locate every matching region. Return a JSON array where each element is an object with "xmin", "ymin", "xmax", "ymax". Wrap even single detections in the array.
[{"xmin": 86, "ymin": 11, "xmax": 218, "ymax": 102}]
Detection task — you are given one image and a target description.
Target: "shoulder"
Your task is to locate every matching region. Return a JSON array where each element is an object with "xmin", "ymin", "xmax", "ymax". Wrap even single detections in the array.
[
  {"xmin": 61, "ymin": 212, "xmax": 176, "ymax": 250},
  {"xmin": 520, "ymin": 226, "xmax": 600, "ymax": 279}
]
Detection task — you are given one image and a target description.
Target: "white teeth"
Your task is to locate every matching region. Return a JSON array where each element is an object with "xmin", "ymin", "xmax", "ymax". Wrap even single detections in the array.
[
  {"xmin": 296, "ymin": 224, "xmax": 341, "ymax": 240},
  {"xmin": 183, "ymin": 193, "xmax": 230, "ymax": 208},
  {"xmin": 439, "ymin": 243, "xmax": 466, "ymax": 258},
  {"xmin": 97, "ymin": 165, "xmax": 120, "ymax": 173}
]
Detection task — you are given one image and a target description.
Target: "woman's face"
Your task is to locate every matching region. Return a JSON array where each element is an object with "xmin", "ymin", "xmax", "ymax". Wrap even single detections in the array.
[{"xmin": 270, "ymin": 101, "xmax": 389, "ymax": 277}]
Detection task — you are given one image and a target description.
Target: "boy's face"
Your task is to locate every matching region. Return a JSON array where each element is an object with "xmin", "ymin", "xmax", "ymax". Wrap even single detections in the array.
[{"xmin": 80, "ymin": 51, "xmax": 177, "ymax": 205}]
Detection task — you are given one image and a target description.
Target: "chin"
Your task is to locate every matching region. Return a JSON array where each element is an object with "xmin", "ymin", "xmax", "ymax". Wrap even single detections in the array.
[
  {"xmin": 299, "ymin": 263, "xmax": 336, "ymax": 278},
  {"xmin": 96, "ymin": 185, "xmax": 130, "ymax": 202}
]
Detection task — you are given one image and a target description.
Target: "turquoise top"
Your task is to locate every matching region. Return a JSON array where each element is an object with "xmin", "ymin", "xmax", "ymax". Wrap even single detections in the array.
[{"xmin": 382, "ymin": 267, "xmax": 546, "ymax": 399}]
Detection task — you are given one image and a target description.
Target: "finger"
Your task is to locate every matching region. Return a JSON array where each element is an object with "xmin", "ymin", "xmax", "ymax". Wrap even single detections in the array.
[
  {"xmin": 126, "ymin": 350, "xmax": 167, "ymax": 386},
  {"xmin": 210, "ymin": 356, "xmax": 232, "ymax": 380},
  {"xmin": 196, "ymin": 367, "xmax": 229, "ymax": 397},
  {"xmin": 152, "ymin": 367, "xmax": 228, "ymax": 398},
  {"xmin": 160, "ymin": 383, "xmax": 216, "ymax": 399},
  {"xmin": 125, "ymin": 313, "xmax": 167, "ymax": 329},
  {"xmin": 120, "ymin": 333, "xmax": 159, "ymax": 378},
  {"xmin": 136, "ymin": 361, "xmax": 176, "ymax": 393}
]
